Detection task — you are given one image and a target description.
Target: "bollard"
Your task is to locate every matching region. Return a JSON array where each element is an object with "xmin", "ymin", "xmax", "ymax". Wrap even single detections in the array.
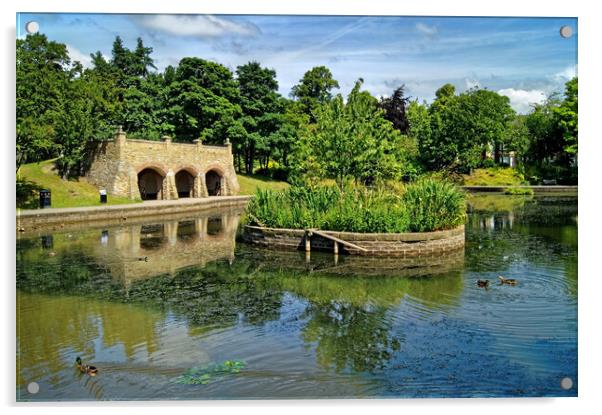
[{"xmin": 99, "ymin": 189, "xmax": 107, "ymax": 204}]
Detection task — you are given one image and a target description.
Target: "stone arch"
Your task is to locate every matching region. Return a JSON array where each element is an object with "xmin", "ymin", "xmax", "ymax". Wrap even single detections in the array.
[
  {"xmin": 205, "ymin": 167, "xmax": 225, "ymax": 196},
  {"xmin": 175, "ymin": 168, "xmax": 196, "ymax": 198},
  {"xmin": 137, "ymin": 167, "xmax": 166, "ymax": 200}
]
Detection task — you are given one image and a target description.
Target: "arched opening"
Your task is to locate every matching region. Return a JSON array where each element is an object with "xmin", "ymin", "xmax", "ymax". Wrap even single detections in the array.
[
  {"xmin": 138, "ymin": 168, "xmax": 164, "ymax": 200},
  {"xmin": 175, "ymin": 170, "xmax": 195, "ymax": 198},
  {"xmin": 140, "ymin": 224, "xmax": 167, "ymax": 250},
  {"xmin": 207, "ymin": 216, "xmax": 223, "ymax": 236},
  {"xmin": 177, "ymin": 220, "xmax": 196, "ymax": 243},
  {"xmin": 206, "ymin": 170, "xmax": 223, "ymax": 196}
]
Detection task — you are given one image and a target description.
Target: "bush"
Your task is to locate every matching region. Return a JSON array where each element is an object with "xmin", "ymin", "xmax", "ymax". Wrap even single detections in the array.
[{"xmin": 246, "ymin": 181, "xmax": 465, "ymax": 233}]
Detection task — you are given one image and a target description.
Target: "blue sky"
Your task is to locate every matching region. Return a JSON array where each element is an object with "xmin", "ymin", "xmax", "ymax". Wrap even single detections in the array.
[{"xmin": 17, "ymin": 13, "xmax": 577, "ymax": 113}]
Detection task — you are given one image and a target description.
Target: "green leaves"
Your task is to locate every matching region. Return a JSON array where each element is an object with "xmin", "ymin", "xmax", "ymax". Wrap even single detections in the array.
[{"xmin": 298, "ymin": 79, "xmax": 404, "ymax": 188}]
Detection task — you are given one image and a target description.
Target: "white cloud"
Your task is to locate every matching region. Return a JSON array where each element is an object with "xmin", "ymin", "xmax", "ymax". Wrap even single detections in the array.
[
  {"xmin": 66, "ymin": 44, "xmax": 92, "ymax": 68},
  {"xmin": 464, "ymin": 78, "xmax": 481, "ymax": 89},
  {"xmin": 416, "ymin": 23, "xmax": 438, "ymax": 37},
  {"xmin": 553, "ymin": 65, "xmax": 578, "ymax": 81},
  {"xmin": 498, "ymin": 88, "xmax": 546, "ymax": 114},
  {"xmin": 134, "ymin": 15, "xmax": 260, "ymax": 38}
]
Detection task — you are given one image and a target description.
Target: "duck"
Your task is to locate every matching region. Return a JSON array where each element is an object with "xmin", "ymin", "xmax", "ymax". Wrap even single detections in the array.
[
  {"xmin": 75, "ymin": 357, "xmax": 98, "ymax": 376},
  {"xmin": 476, "ymin": 279, "xmax": 489, "ymax": 288},
  {"xmin": 498, "ymin": 276, "xmax": 518, "ymax": 285}
]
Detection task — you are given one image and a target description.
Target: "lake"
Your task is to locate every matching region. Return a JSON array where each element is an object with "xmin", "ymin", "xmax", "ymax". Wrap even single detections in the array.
[{"xmin": 16, "ymin": 193, "xmax": 578, "ymax": 400}]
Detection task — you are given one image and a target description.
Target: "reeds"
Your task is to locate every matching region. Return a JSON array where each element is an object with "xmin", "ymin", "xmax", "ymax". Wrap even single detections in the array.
[{"xmin": 247, "ymin": 180, "xmax": 465, "ymax": 233}]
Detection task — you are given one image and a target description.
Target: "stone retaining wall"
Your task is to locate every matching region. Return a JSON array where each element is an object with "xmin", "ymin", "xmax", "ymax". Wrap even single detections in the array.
[
  {"xmin": 17, "ymin": 196, "xmax": 251, "ymax": 234},
  {"xmin": 242, "ymin": 225, "xmax": 465, "ymax": 257}
]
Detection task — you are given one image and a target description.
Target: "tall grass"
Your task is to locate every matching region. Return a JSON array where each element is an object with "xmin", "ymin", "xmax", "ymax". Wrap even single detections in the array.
[
  {"xmin": 403, "ymin": 179, "xmax": 466, "ymax": 231},
  {"xmin": 247, "ymin": 180, "xmax": 465, "ymax": 233}
]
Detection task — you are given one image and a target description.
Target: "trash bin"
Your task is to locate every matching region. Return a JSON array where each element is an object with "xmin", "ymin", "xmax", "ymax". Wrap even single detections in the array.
[
  {"xmin": 99, "ymin": 189, "xmax": 107, "ymax": 204},
  {"xmin": 39, "ymin": 189, "xmax": 51, "ymax": 209}
]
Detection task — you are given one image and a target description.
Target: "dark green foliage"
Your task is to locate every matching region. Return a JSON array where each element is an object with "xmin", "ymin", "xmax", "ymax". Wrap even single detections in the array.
[
  {"xmin": 379, "ymin": 84, "xmax": 410, "ymax": 134},
  {"xmin": 247, "ymin": 181, "xmax": 465, "ymax": 233}
]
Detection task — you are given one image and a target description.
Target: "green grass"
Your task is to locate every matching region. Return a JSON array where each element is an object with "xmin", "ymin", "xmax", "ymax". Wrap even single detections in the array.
[
  {"xmin": 463, "ymin": 167, "xmax": 526, "ymax": 186},
  {"xmin": 237, "ymin": 173, "xmax": 289, "ymax": 195},
  {"xmin": 247, "ymin": 180, "xmax": 466, "ymax": 233},
  {"xmin": 504, "ymin": 186, "xmax": 534, "ymax": 195},
  {"xmin": 17, "ymin": 159, "xmax": 138, "ymax": 209}
]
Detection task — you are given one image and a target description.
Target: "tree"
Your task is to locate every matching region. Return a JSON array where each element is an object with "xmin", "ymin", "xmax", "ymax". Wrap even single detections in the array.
[
  {"xmin": 236, "ymin": 61, "xmax": 283, "ymax": 174},
  {"xmin": 379, "ymin": 85, "xmax": 410, "ymax": 134},
  {"xmin": 297, "ymin": 80, "xmax": 402, "ymax": 188},
  {"xmin": 165, "ymin": 58, "xmax": 241, "ymax": 143},
  {"xmin": 16, "ymin": 34, "xmax": 71, "ymax": 171},
  {"xmin": 290, "ymin": 66, "xmax": 339, "ymax": 119},
  {"xmin": 419, "ymin": 87, "xmax": 515, "ymax": 171},
  {"xmin": 555, "ymin": 77, "xmax": 578, "ymax": 155}
]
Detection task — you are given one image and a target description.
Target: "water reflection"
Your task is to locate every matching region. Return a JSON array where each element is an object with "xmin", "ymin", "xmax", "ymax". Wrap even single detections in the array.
[{"xmin": 16, "ymin": 195, "xmax": 578, "ymax": 399}]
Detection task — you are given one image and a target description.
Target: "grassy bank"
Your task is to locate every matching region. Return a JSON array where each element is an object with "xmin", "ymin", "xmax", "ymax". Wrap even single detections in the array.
[
  {"xmin": 17, "ymin": 160, "xmax": 138, "ymax": 209},
  {"xmin": 237, "ymin": 174, "xmax": 289, "ymax": 195},
  {"xmin": 462, "ymin": 167, "xmax": 526, "ymax": 186},
  {"xmin": 247, "ymin": 180, "xmax": 466, "ymax": 233}
]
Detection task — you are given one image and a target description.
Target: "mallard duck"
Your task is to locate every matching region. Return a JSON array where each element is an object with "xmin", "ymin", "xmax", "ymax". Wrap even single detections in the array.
[
  {"xmin": 477, "ymin": 279, "xmax": 489, "ymax": 288},
  {"xmin": 76, "ymin": 357, "xmax": 98, "ymax": 376},
  {"xmin": 498, "ymin": 276, "xmax": 518, "ymax": 285}
]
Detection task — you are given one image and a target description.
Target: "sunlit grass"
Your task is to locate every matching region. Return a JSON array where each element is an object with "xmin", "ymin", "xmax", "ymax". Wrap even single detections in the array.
[{"xmin": 17, "ymin": 159, "xmax": 138, "ymax": 209}]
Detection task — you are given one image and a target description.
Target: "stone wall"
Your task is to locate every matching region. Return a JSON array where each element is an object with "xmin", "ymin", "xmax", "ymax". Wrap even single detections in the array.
[
  {"xmin": 86, "ymin": 128, "xmax": 240, "ymax": 200},
  {"xmin": 242, "ymin": 225, "xmax": 465, "ymax": 257}
]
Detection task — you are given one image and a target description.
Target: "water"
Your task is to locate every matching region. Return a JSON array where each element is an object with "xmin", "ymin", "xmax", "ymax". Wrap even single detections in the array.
[{"xmin": 16, "ymin": 194, "xmax": 578, "ymax": 400}]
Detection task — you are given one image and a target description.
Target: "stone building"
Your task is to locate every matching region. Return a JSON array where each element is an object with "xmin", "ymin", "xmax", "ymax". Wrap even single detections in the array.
[{"xmin": 87, "ymin": 127, "xmax": 240, "ymax": 200}]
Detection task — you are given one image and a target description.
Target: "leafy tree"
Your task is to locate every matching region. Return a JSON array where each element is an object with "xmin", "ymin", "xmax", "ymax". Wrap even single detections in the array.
[
  {"xmin": 166, "ymin": 58, "xmax": 241, "ymax": 143},
  {"xmin": 53, "ymin": 67, "xmax": 116, "ymax": 178},
  {"xmin": 290, "ymin": 66, "xmax": 339, "ymax": 119},
  {"xmin": 555, "ymin": 77, "xmax": 578, "ymax": 155},
  {"xmin": 16, "ymin": 34, "xmax": 71, "ymax": 170},
  {"xmin": 297, "ymin": 80, "xmax": 402, "ymax": 188},
  {"xmin": 236, "ymin": 61, "xmax": 283, "ymax": 174},
  {"xmin": 420, "ymin": 87, "xmax": 515, "ymax": 171}
]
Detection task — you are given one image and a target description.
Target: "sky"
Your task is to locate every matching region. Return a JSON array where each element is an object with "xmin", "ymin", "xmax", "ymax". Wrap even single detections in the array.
[{"xmin": 17, "ymin": 13, "xmax": 577, "ymax": 114}]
